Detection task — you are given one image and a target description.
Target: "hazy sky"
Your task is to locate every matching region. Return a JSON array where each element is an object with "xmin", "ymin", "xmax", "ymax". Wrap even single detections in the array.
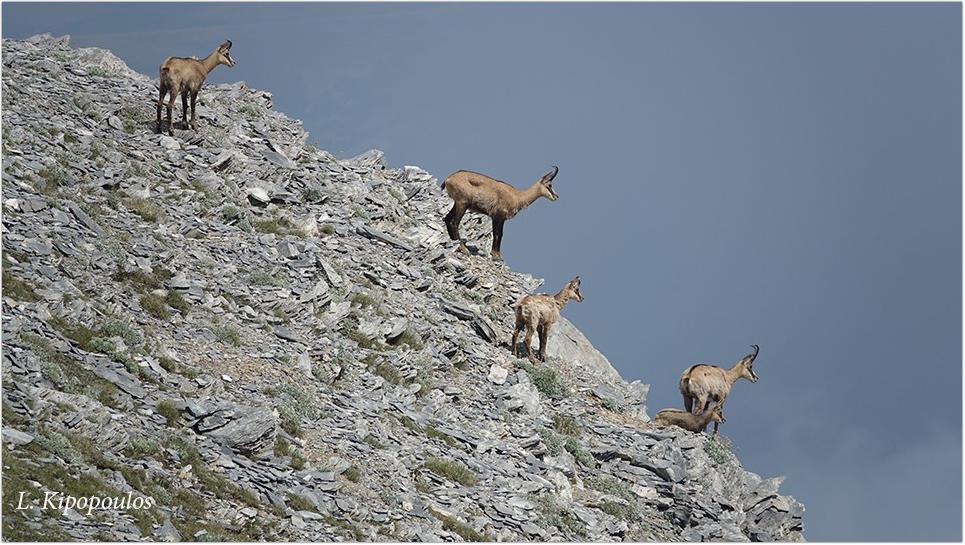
[{"xmin": 4, "ymin": 3, "xmax": 961, "ymax": 541}]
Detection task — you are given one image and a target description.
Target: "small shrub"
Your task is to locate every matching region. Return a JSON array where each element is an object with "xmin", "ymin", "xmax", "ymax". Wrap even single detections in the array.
[
  {"xmin": 704, "ymin": 436, "xmax": 732, "ymax": 464},
  {"xmin": 320, "ymin": 224, "xmax": 336, "ymax": 236},
  {"xmin": 388, "ymin": 329, "xmax": 424, "ymax": 351},
  {"xmin": 155, "ymin": 400, "xmax": 180, "ymax": 427},
  {"xmin": 343, "ymin": 465, "xmax": 361, "ymax": 482},
  {"xmin": 140, "ymin": 293, "xmax": 171, "ymax": 319},
  {"xmin": 600, "ymin": 500, "xmax": 638, "ymax": 522},
  {"xmin": 2, "ymin": 270, "xmax": 38, "ymax": 302},
  {"xmin": 253, "ymin": 217, "xmax": 292, "ymax": 235},
  {"xmin": 246, "ymin": 271, "xmax": 288, "ymax": 287},
  {"xmin": 165, "ymin": 291, "xmax": 191, "ymax": 315},
  {"xmin": 369, "ymin": 359, "xmax": 401, "ymax": 385},
  {"xmin": 124, "ymin": 197, "xmax": 161, "ymax": 222},
  {"xmin": 222, "ymin": 204, "xmax": 242, "ymax": 222},
  {"xmin": 519, "ymin": 362, "xmax": 567, "ymax": 398},
  {"xmin": 211, "ymin": 323, "xmax": 242, "ymax": 347},
  {"xmin": 552, "ymin": 414, "xmax": 581, "ymax": 437},
  {"xmin": 349, "ymin": 293, "xmax": 378, "ymax": 309},
  {"xmin": 431, "ymin": 509, "xmax": 491, "ymax": 542},
  {"xmin": 424, "ymin": 457, "xmax": 476, "ymax": 486}
]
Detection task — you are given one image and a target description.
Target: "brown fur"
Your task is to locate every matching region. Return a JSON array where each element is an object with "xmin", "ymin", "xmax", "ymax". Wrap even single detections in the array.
[
  {"xmin": 654, "ymin": 403, "xmax": 725, "ymax": 433},
  {"xmin": 156, "ymin": 41, "xmax": 235, "ymax": 136},
  {"xmin": 511, "ymin": 277, "xmax": 582, "ymax": 363},
  {"xmin": 679, "ymin": 345, "xmax": 759, "ymax": 433},
  {"xmin": 442, "ymin": 166, "xmax": 559, "ymax": 261}
]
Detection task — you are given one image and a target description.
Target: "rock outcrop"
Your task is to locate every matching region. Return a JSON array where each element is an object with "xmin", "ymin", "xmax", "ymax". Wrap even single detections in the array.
[{"xmin": 1, "ymin": 34, "xmax": 804, "ymax": 541}]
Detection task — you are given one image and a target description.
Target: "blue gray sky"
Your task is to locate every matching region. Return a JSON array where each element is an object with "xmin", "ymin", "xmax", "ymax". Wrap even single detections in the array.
[{"xmin": 4, "ymin": 3, "xmax": 961, "ymax": 540}]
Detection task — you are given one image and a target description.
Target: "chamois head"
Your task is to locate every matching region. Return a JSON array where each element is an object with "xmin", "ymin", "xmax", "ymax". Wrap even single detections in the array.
[
  {"xmin": 537, "ymin": 166, "xmax": 560, "ymax": 201},
  {"xmin": 563, "ymin": 276, "xmax": 583, "ymax": 303},
  {"xmin": 216, "ymin": 40, "xmax": 236, "ymax": 67},
  {"xmin": 736, "ymin": 344, "xmax": 759, "ymax": 383},
  {"xmin": 710, "ymin": 403, "xmax": 726, "ymax": 424}
]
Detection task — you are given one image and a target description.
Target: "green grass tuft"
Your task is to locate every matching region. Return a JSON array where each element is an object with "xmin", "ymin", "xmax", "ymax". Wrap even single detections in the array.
[{"xmin": 424, "ymin": 457, "xmax": 477, "ymax": 487}]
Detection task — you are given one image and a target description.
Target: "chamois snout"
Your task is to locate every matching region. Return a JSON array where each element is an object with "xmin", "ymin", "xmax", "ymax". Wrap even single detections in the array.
[{"xmin": 540, "ymin": 166, "xmax": 560, "ymax": 201}]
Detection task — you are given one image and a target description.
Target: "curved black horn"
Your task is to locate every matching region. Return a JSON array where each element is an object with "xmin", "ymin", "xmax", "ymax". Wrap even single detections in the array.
[
  {"xmin": 748, "ymin": 344, "xmax": 759, "ymax": 361},
  {"xmin": 225, "ymin": 40, "xmax": 233, "ymax": 49},
  {"xmin": 544, "ymin": 165, "xmax": 559, "ymax": 181}
]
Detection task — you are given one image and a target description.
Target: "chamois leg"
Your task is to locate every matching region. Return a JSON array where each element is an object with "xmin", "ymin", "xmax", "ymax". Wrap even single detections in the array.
[
  {"xmin": 190, "ymin": 91, "xmax": 199, "ymax": 131},
  {"xmin": 165, "ymin": 88, "xmax": 178, "ymax": 137},
  {"xmin": 683, "ymin": 394, "xmax": 694, "ymax": 415},
  {"xmin": 537, "ymin": 323, "xmax": 551, "ymax": 362},
  {"xmin": 444, "ymin": 203, "xmax": 468, "ymax": 253},
  {"xmin": 693, "ymin": 395, "xmax": 707, "ymax": 417},
  {"xmin": 523, "ymin": 325, "xmax": 537, "ymax": 363},
  {"xmin": 156, "ymin": 88, "xmax": 166, "ymax": 134},
  {"xmin": 491, "ymin": 217, "xmax": 505, "ymax": 261},
  {"xmin": 511, "ymin": 315, "xmax": 524, "ymax": 357},
  {"xmin": 180, "ymin": 91, "xmax": 189, "ymax": 127}
]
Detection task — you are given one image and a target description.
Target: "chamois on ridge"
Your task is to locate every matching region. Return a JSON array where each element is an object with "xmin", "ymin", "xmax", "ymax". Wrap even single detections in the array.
[
  {"xmin": 679, "ymin": 344, "xmax": 760, "ymax": 434},
  {"xmin": 156, "ymin": 40, "xmax": 235, "ymax": 136},
  {"xmin": 654, "ymin": 402, "xmax": 725, "ymax": 434},
  {"xmin": 511, "ymin": 276, "xmax": 583, "ymax": 363},
  {"xmin": 441, "ymin": 166, "xmax": 559, "ymax": 261}
]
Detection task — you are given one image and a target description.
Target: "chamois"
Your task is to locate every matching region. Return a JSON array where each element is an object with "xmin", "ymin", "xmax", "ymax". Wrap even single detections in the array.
[
  {"xmin": 441, "ymin": 166, "xmax": 559, "ymax": 261},
  {"xmin": 679, "ymin": 345, "xmax": 759, "ymax": 434},
  {"xmin": 156, "ymin": 41, "xmax": 235, "ymax": 136},
  {"xmin": 511, "ymin": 276, "xmax": 583, "ymax": 363},
  {"xmin": 654, "ymin": 402, "xmax": 725, "ymax": 434}
]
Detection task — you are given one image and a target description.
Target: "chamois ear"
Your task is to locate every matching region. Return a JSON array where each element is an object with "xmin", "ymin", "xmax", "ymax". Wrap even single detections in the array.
[{"xmin": 220, "ymin": 40, "xmax": 233, "ymax": 51}]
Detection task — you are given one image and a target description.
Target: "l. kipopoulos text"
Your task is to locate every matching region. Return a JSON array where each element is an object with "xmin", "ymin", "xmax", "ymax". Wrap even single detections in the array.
[{"xmin": 15, "ymin": 491, "xmax": 156, "ymax": 516}]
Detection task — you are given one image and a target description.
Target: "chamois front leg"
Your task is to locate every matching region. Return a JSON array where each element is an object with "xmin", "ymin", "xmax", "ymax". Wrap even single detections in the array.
[
  {"xmin": 156, "ymin": 88, "xmax": 166, "ymax": 134},
  {"xmin": 444, "ymin": 202, "xmax": 468, "ymax": 253},
  {"xmin": 511, "ymin": 316, "xmax": 523, "ymax": 357},
  {"xmin": 190, "ymin": 91, "xmax": 199, "ymax": 131},
  {"xmin": 491, "ymin": 217, "xmax": 505, "ymax": 261}
]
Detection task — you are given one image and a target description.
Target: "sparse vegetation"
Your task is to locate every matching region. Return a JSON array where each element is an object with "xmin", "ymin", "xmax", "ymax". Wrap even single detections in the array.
[
  {"xmin": 424, "ymin": 457, "xmax": 476, "ymax": 486},
  {"xmin": 124, "ymin": 197, "xmax": 161, "ymax": 222},
  {"xmin": 155, "ymin": 399, "xmax": 181, "ymax": 426},
  {"xmin": 2, "ymin": 269, "xmax": 39, "ymax": 302},
  {"xmin": 211, "ymin": 322, "xmax": 242, "ymax": 347},
  {"xmin": 704, "ymin": 436, "xmax": 732, "ymax": 464},
  {"xmin": 343, "ymin": 465, "xmax": 361, "ymax": 482},
  {"xmin": 388, "ymin": 329, "xmax": 424, "ymax": 351},
  {"xmin": 140, "ymin": 293, "xmax": 171, "ymax": 319},
  {"xmin": 552, "ymin": 414, "xmax": 581, "ymax": 437},
  {"xmin": 430, "ymin": 509, "xmax": 491, "ymax": 542},
  {"xmin": 518, "ymin": 361, "xmax": 568, "ymax": 398}
]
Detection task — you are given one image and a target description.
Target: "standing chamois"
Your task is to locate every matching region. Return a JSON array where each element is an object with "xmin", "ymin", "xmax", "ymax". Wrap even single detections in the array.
[
  {"xmin": 511, "ymin": 277, "xmax": 583, "ymax": 363},
  {"xmin": 679, "ymin": 345, "xmax": 760, "ymax": 434},
  {"xmin": 654, "ymin": 402, "xmax": 725, "ymax": 434},
  {"xmin": 156, "ymin": 41, "xmax": 235, "ymax": 136},
  {"xmin": 441, "ymin": 166, "xmax": 559, "ymax": 261}
]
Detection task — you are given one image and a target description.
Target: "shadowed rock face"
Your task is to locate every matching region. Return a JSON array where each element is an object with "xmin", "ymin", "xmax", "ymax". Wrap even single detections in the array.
[{"xmin": 1, "ymin": 34, "xmax": 804, "ymax": 542}]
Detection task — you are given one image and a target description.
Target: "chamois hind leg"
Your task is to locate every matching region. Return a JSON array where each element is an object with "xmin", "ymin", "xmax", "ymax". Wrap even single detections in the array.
[
  {"xmin": 683, "ymin": 394, "xmax": 694, "ymax": 415},
  {"xmin": 523, "ymin": 324, "xmax": 537, "ymax": 363},
  {"xmin": 165, "ymin": 86, "xmax": 178, "ymax": 137},
  {"xmin": 180, "ymin": 91, "xmax": 189, "ymax": 126},
  {"xmin": 491, "ymin": 217, "xmax": 505, "ymax": 261},
  {"xmin": 444, "ymin": 203, "xmax": 468, "ymax": 253},
  {"xmin": 537, "ymin": 323, "xmax": 551, "ymax": 362}
]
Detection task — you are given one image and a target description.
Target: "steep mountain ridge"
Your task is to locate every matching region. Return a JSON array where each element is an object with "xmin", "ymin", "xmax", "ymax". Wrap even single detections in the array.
[{"xmin": 1, "ymin": 34, "xmax": 804, "ymax": 542}]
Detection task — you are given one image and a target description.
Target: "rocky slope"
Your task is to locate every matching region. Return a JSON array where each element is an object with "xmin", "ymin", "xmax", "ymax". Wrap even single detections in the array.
[{"xmin": 1, "ymin": 34, "xmax": 804, "ymax": 542}]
